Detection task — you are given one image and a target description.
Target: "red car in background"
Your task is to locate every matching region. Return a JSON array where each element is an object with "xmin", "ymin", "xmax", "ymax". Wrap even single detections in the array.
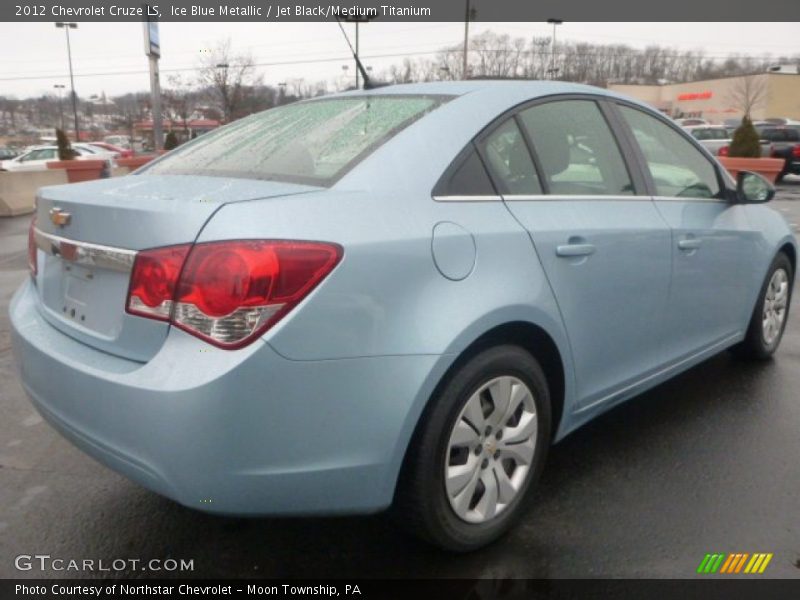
[{"xmin": 89, "ymin": 142, "xmax": 134, "ymax": 158}]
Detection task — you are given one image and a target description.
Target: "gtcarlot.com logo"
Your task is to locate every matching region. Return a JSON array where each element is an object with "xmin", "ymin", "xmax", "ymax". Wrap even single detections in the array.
[
  {"xmin": 697, "ymin": 552, "xmax": 773, "ymax": 574},
  {"xmin": 14, "ymin": 554, "xmax": 194, "ymax": 573}
]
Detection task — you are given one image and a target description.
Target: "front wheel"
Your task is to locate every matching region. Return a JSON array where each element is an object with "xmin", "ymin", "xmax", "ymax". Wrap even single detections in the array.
[
  {"xmin": 732, "ymin": 252, "xmax": 793, "ymax": 359},
  {"xmin": 394, "ymin": 345, "xmax": 551, "ymax": 551}
]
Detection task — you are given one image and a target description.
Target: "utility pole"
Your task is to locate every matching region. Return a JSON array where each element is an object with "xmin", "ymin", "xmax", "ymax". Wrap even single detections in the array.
[
  {"xmin": 344, "ymin": 15, "xmax": 375, "ymax": 90},
  {"xmin": 462, "ymin": 0, "xmax": 471, "ymax": 79},
  {"xmin": 55, "ymin": 22, "xmax": 79, "ymax": 141},
  {"xmin": 143, "ymin": 16, "xmax": 163, "ymax": 152},
  {"xmin": 53, "ymin": 84, "xmax": 65, "ymax": 130},
  {"xmin": 547, "ymin": 18, "xmax": 563, "ymax": 80}
]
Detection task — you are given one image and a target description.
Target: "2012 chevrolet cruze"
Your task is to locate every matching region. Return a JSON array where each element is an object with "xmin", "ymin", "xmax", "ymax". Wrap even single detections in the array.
[{"xmin": 10, "ymin": 81, "xmax": 795, "ymax": 551}]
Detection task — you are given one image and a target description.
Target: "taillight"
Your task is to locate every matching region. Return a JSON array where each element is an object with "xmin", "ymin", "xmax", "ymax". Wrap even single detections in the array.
[
  {"xmin": 718, "ymin": 146, "xmax": 729, "ymax": 157},
  {"xmin": 127, "ymin": 244, "xmax": 191, "ymax": 321},
  {"xmin": 126, "ymin": 240, "xmax": 342, "ymax": 349},
  {"xmin": 28, "ymin": 217, "xmax": 37, "ymax": 277},
  {"xmin": 792, "ymin": 144, "xmax": 800, "ymax": 159}
]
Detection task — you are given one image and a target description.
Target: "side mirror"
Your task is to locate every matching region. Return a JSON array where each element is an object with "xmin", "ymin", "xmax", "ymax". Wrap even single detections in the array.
[{"xmin": 736, "ymin": 171, "xmax": 775, "ymax": 204}]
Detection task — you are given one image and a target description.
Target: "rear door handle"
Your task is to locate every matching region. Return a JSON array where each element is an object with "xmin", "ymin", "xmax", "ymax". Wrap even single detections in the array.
[
  {"xmin": 556, "ymin": 243, "xmax": 596, "ymax": 257},
  {"xmin": 678, "ymin": 238, "xmax": 702, "ymax": 251}
]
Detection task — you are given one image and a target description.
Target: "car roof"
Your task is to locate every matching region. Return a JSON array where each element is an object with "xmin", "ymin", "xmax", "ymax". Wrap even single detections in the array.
[
  {"xmin": 325, "ymin": 80, "xmax": 664, "ymax": 191},
  {"xmin": 331, "ymin": 79, "xmax": 649, "ymax": 111}
]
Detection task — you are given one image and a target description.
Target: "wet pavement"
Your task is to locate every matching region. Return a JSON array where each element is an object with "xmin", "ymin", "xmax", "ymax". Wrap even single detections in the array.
[{"xmin": 2, "ymin": 180, "xmax": 799, "ymax": 579}]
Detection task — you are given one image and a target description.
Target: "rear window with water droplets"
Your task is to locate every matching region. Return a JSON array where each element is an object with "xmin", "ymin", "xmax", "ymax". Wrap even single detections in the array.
[{"xmin": 144, "ymin": 95, "xmax": 451, "ymax": 186}]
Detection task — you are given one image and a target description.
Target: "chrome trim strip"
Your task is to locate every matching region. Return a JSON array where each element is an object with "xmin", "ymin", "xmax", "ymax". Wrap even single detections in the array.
[
  {"xmin": 34, "ymin": 227, "xmax": 137, "ymax": 273},
  {"xmin": 652, "ymin": 195, "xmax": 728, "ymax": 204},
  {"xmin": 432, "ymin": 195, "xmax": 502, "ymax": 202},
  {"xmin": 503, "ymin": 194, "xmax": 650, "ymax": 202}
]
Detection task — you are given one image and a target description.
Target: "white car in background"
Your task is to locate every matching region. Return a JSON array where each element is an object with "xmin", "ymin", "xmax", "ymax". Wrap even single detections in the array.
[
  {"xmin": 74, "ymin": 143, "xmax": 120, "ymax": 160},
  {"xmin": 0, "ymin": 145, "xmax": 113, "ymax": 172},
  {"xmin": 683, "ymin": 125, "xmax": 731, "ymax": 155}
]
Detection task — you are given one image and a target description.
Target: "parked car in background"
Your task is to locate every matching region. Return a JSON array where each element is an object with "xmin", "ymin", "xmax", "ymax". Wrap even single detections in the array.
[
  {"xmin": 762, "ymin": 117, "xmax": 800, "ymax": 127},
  {"xmin": 0, "ymin": 145, "xmax": 109, "ymax": 171},
  {"xmin": 684, "ymin": 125, "xmax": 731, "ymax": 155},
  {"xmin": 758, "ymin": 126, "xmax": 800, "ymax": 181},
  {"xmin": 674, "ymin": 117, "xmax": 708, "ymax": 127},
  {"xmin": 73, "ymin": 143, "xmax": 119, "ymax": 162},
  {"xmin": 10, "ymin": 81, "xmax": 795, "ymax": 552},
  {"xmin": 0, "ymin": 146, "xmax": 19, "ymax": 160},
  {"xmin": 88, "ymin": 141, "xmax": 134, "ymax": 159},
  {"xmin": 103, "ymin": 135, "xmax": 132, "ymax": 149}
]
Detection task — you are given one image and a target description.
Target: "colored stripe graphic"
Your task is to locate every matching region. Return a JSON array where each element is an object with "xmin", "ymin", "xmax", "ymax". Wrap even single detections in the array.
[{"xmin": 700, "ymin": 552, "xmax": 773, "ymax": 574}]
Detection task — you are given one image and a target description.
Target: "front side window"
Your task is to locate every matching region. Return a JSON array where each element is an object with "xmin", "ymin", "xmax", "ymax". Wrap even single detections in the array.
[
  {"xmin": 518, "ymin": 100, "xmax": 634, "ymax": 196},
  {"xmin": 145, "ymin": 95, "xmax": 449, "ymax": 185},
  {"xmin": 619, "ymin": 105, "xmax": 721, "ymax": 199}
]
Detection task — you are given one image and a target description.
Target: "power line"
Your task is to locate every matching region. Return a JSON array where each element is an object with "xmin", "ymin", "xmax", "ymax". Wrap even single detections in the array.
[{"xmin": 0, "ymin": 48, "xmax": 795, "ymax": 83}]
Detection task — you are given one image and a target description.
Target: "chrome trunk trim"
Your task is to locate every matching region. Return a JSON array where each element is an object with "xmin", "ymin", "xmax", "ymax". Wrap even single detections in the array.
[{"xmin": 34, "ymin": 227, "xmax": 137, "ymax": 273}]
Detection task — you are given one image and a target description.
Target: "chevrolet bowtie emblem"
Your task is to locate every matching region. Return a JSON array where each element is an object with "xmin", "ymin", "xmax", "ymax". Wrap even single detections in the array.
[{"xmin": 49, "ymin": 207, "xmax": 71, "ymax": 227}]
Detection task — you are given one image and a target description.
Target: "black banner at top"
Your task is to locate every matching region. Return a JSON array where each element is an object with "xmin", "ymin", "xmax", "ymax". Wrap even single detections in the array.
[{"xmin": 4, "ymin": 0, "xmax": 800, "ymax": 22}]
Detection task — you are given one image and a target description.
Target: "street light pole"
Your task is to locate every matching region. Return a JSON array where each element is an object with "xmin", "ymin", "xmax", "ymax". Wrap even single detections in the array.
[
  {"xmin": 55, "ymin": 22, "xmax": 80, "ymax": 141},
  {"xmin": 53, "ymin": 84, "xmax": 65, "ymax": 130},
  {"xmin": 547, "ymin": 18, "xmax": 563, "ymax": 80},
  {"xmin": 462, "ymin": 0, "xmax": 471, "ymax": 79}
]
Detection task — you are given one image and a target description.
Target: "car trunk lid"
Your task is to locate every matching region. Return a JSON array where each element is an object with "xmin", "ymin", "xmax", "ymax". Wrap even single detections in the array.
[{"xmin": 32, "ymin": 174, "xmax": 321, "ymax": 362}]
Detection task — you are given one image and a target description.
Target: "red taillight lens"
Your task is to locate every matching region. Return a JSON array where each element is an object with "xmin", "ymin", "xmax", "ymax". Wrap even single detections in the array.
[
  {"xmin": 792, "ymin": 144, "xmax": 800, "ymax": 159},
  {"xmin": 718, "ymin": 146, "xmax": 729, "ymax": 157},
  {"xmin": 126, "ymin": 244, "xmax": 191, "ymax": 321},
  {"xmin": 28, "ymin": 217, "xmax": 37, "ymax": 277},
  {"xmin": 126, "ymin": 240, "xmax": 342, "ymax": 348}
]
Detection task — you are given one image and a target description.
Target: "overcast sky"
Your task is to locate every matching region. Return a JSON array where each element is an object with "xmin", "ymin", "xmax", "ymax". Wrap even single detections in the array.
[{"xmin": 1, "ymin": 22, "xmax": 798, "ymax": 98}]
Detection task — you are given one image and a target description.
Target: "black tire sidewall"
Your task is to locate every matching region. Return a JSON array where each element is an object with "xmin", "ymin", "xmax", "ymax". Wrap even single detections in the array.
[
  {"xmin": 413, "ymin": 346, "xmax": 551, "ymax": 551},
  {"xmin": 749, "ymin": 252, "xmax": 793, "ymax": 356}
]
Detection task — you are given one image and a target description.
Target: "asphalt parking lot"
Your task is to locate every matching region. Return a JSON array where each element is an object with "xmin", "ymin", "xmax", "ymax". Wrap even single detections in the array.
[{"xmin": 1, "ymin": 181, "xmax": 800, "ymax": 580}]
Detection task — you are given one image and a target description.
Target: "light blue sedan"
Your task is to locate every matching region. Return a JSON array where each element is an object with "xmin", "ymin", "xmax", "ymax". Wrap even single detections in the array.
[{"xmin": 10, "ymin": 81, "xmax": 795, "ymax": 551}]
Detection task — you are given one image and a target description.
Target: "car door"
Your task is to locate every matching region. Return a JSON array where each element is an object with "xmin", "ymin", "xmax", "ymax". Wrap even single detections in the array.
[
  {"xmin": 479, "ymin": 97, "xmax": 672, "ymax": 408},
  {"xmin": 615, "ymin": 104, "xmax": 761, "ymax": 362}
]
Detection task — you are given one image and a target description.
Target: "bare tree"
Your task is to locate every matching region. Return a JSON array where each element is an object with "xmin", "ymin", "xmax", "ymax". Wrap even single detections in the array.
[
  {"xmin": 726, "ymin": 74, "xmax": 768, "ymax": 117},
  {"xmin": 198, "ymin": 39, "xmax": 262, "ymax": 122},
  {"xmin": 163, "ymin": 74, "xmax": 196, "ymax": 137}
]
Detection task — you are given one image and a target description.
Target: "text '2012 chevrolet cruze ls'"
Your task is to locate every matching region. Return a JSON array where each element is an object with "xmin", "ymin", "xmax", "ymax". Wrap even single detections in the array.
[{"xmin": 10, "ymin": 81, "xmax": 795, "ymax": 551}]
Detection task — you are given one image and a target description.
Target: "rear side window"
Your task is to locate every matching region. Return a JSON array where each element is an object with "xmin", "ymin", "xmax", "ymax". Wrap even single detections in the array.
[
  {"xmin": 479, "ymin": 118, "xmax": 542, "ymax": 195},
  {"xmin": 145, "ymin": 95, "xmax": 450, "ymax": 186},
  {"xmin": 435, "ymin": 148, "xmax": 496, "ymax": 196},
  {"xmin": 619, "ymin": 105, "xmax": 721, "ymax": 199},
  {"xmin": 518, "ymin": 100, "xmax": 634, "ymax": 196}
]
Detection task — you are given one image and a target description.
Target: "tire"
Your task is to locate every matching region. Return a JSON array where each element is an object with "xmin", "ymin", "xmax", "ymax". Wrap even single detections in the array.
[
  {"xmin": 731, "ymin": 252, "xmax": 793, "ymax": 360},
  {"xmin": 394, "ymin": 345, "xmax": 551, "ymax": 552}
]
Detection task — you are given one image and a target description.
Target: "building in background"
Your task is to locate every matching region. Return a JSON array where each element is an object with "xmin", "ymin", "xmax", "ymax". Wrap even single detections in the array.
[{"xmin": 609, "ymin": 71, "xmax": 800, "ymax": 124}]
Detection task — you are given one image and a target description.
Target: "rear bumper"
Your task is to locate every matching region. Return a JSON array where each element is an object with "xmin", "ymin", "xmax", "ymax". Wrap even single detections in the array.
[{"xmin": 10, "ymin": 279, "xmax": 445, "ymax": 515}]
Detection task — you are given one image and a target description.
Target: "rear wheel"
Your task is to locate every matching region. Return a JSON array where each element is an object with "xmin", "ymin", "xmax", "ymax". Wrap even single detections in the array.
[
  {"xmin": 732, "ymin": 252, "xmax": 793, "ymax": 359},
  {"xmin": 394, "ymin": 345, "xmax": 551, "ymax": 551}
]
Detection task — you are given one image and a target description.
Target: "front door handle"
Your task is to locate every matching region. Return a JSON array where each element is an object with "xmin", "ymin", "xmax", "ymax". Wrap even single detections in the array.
[
  {"xmin": 556, "ymin": 243, "xmax": 596, "ymax": 257},
  {"xmin": 678, "ymin": 238, "xmax": 702, "ymax": 251}
]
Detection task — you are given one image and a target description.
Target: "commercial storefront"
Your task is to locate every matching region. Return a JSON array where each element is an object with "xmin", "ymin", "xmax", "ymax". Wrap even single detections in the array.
[{"xmin": 609, "ymin": 72, "xmax": 800, "ymax": 124}]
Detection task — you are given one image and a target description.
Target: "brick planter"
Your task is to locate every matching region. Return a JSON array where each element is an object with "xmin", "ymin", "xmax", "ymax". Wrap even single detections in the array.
[
  {"xmin": 718, "ymin": 157, "xmax": 785, "ymax": 184},
  {"xmin": 47, "ymin": 159, "xmax": 109, "ymax": 183},
  {"xmin": 117, "ymin": 155, "xmax": 157, "ymax": 171}
]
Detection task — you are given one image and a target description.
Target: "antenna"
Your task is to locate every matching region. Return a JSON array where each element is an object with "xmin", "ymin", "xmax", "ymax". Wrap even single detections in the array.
[{"xmin": 334, "ymin": 16, "xmax": 372, "ymax": 89}]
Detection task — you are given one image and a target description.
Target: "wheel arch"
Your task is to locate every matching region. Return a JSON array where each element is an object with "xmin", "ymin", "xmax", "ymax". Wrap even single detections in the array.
[
  {"xmin": 391, "ymin": 319, "xmax": 570, "ymax": 505},
  {"xmin": 779, "ymin": 241, "xmax": 796, "ymax": 277}
]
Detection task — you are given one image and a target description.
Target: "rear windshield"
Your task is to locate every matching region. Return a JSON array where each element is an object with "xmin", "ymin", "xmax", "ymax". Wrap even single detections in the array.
[{"xmin": 144, "ymin": 94, "xmax": 450, "ymax": 185}]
